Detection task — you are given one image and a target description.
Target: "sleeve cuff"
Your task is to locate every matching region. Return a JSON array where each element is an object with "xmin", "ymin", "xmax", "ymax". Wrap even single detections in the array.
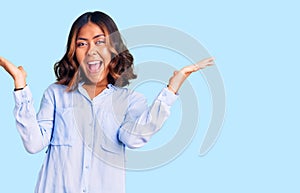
[
  {"xmin": 13, "ymin": 85, "xmax": 33, "ymax": 105},
  {"xmin": 157, "ymin": 86, "xmax": 179, "ymax": 106}
]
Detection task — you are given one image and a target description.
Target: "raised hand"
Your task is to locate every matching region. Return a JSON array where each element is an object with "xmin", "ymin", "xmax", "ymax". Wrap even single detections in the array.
[
  {"xmin": 0, "ymin": 57, "xmax": 27, "ymax": 89},
  {"xmin": 167, "ymin": 57, "xmax": 214, "ymax": 93}
]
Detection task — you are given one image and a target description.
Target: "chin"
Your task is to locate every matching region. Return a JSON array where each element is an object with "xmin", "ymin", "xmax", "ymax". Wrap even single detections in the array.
[
  {"xmin": 80, "ymin": 67, "xmax": 109, "ymax": 85},
  {"xmin": 87, "ymin": 75, "xmax": 108, "ymax": 86}
]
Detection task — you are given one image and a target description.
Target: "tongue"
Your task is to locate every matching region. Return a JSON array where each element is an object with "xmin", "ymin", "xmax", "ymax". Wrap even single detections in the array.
[{"xmin": 89, "ymin": 64, "xmax": 100, "ymax": 73}]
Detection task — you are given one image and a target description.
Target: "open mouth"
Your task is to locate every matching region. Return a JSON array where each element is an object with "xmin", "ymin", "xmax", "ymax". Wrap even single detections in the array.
[{"xmin": 87, "ymin": 60, "xmax": 102, "ymax": 73}]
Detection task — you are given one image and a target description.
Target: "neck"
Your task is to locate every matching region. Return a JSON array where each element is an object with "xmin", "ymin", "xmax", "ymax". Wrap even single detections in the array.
[{"xmin": 83, "ymin": 81, "xmax": 108, "ymax": 99}]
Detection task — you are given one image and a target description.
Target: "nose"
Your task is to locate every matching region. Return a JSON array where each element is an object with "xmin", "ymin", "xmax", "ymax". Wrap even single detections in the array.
[{"xmin": 87, "ymin": 44, "xmax": 97, "ymax": 56}]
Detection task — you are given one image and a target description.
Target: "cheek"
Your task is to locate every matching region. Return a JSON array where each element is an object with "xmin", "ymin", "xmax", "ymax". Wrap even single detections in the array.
[
  {"xmin": 75, "ymin": 50, "xmax": 84, "ymax": 63},
  {"xmin": 99, "ymin": 47, "xmax": 112, "ymax": 63}
]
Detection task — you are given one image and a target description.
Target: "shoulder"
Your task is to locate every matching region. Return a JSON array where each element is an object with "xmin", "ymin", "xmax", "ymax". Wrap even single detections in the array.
[
  {"xmin": 43, "ymin": 83, "xmax": 68, "ymax": 98},
  {"xmin": 45, "ymin": 83, "xmax": 67, "ymax": 92},
  {"xmin": 41, "ymin": 83, "xmax": 69, "ymax": 105}
]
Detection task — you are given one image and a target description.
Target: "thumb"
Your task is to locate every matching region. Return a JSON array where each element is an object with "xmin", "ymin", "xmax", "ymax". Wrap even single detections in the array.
[{"xmin": 18, "ymin": 66, "xmax": 27, "ymax": 78}]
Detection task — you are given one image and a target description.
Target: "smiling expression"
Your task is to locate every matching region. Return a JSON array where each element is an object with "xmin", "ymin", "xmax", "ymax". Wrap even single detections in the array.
[{"xmin": 75, "ymin": 22, "xmax": 112, "ymax": 86}]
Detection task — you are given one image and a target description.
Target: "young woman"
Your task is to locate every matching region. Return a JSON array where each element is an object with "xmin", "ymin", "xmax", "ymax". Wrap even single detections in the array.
[{"xmin": 0, "ymin": 11, "xmax": 214, "ymax": 193}]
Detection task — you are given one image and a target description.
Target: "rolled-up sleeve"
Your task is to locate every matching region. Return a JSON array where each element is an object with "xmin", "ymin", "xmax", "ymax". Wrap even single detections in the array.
[
  {"xmin": 13, "ymin": 86, "xmax": 54, "ymax": 154},
  {"xmin": 118, "ymin": 87, "xmax": 178, "ymax": 149}
]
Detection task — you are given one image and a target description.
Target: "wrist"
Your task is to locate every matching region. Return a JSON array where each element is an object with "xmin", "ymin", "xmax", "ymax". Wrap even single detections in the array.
[
  {"xmin": 14, "ymin": 79, "xmax": 27, "ymax": 90},
  {"xmin": 14, "ymin": 84, "xmax": 27, "ymax": 91},
  {"xmin": 167, "ymin": 84, "xmax": 177, "ymax": 94}
]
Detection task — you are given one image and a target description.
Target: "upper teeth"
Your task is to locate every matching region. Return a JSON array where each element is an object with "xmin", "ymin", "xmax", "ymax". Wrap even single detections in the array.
[{"xmin": 88, "ymin": 61, "xmax": 101, "ymax": 65}]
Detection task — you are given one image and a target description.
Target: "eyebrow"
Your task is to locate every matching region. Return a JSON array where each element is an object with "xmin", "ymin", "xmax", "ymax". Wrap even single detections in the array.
[{"xmin": 77, "ymin": 34, "xmax": 105, "ymax": 41}]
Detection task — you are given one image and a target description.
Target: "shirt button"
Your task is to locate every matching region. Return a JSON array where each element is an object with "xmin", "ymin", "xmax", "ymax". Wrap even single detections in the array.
[
  {"xmin": 85, "ymin": 165, "xmax": 89, "ymax": 169},
  {"xmin": 83, "ymin": 188, "xmax": 86, "ymax": 192}
]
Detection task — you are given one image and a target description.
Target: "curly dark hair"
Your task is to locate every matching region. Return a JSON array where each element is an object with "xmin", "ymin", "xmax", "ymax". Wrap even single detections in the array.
[{"xmin": 54, "ymin": 11, "xmax": 136, "ymax": 91}]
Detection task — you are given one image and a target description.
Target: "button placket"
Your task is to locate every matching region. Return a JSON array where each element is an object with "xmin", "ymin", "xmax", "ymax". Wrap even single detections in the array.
[
  {"xmin": 82, "ymin": 149, "xmax": 92, "ymax": 193},
  {"xmin": 82, "ymin": 101, "xmax": 96, "ymax": 193}
]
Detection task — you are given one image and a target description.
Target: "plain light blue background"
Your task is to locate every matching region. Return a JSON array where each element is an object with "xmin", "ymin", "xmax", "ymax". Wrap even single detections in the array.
[{"xmin": 0, "ymin": 0, "xmax": 299, "ymax": 192}]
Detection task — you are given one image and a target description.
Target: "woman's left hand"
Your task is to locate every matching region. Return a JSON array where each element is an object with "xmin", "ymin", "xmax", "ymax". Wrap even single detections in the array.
[{"xmin": 167, "ymin": 57, "xmax": 214, "ymax": 94}]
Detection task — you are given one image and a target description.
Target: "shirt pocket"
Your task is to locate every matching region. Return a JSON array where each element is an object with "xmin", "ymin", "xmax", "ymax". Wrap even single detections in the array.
[
  {"xmin": 100, "ymin": 134, "xmax": 124, "ymax": 155},
  {"xmin": 50, "ymin": 107, "xmax": 75, "ymax": 146},
  {"xmin": 99, "ymin": 135, "xmax": 125, "ymax": 168}
]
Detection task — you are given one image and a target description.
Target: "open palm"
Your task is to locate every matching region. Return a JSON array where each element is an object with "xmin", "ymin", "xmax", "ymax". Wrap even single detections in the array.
[
  {"xmin": 0, "ymin": 57, "xmax": 27, "ymax": 89},
  {"xmin": 168, "ymin": 57, "xmax": 214, "ymax": 93}
]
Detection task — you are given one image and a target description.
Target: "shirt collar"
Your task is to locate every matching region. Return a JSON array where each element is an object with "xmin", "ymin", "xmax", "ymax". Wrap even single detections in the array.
[{"xmin": 77, "ymin": 81, "xmax": 116, "ymax": 102}]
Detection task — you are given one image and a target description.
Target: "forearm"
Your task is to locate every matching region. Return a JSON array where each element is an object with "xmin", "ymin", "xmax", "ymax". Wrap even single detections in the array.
[
  {"xmin": 119, "ymin": 87, "xmax": 178, "ymax": 148},
  {"xmin": 13, "ymin": 86, "xmax": 51, "ymax": 153}
]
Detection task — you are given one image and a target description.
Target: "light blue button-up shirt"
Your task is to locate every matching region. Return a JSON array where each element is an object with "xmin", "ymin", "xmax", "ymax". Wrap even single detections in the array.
[{"xmin": 13, "ymin": 82, "xmax": 178, "ymax": 193}]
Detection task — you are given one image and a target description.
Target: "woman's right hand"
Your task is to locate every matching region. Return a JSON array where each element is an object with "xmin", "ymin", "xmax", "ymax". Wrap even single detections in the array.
[{"xmin": 0, "ymin": 57, "xmax": 27, "ymax": 89}]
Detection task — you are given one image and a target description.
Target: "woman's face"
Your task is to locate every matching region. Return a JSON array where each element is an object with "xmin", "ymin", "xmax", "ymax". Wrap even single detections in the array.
[{"xmin": 75, "ymin": 22, "xmax": 111, "ymax": 86}]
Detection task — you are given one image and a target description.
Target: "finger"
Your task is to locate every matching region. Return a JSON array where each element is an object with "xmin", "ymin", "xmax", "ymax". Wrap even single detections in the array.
[
  {"xmin": 0, "ymin": 57, "xmax": 4, "ymax": 67},
  {"xmin": 178, "ymin": 57, "xmax": 215, "ymax": 75},
  {"xmin": 202, "ymin": 57, "xmax": 215, "ymax": 63},
  {"xmin": 198, "ymin": 57, "xmax": 214, "ymax": 63},
  {"xmin": 195, "ymin": 57, "xmax": 215, "ymax": 66},
  {"xmin": 194, "ymin": 61, "xmax": 214, "ymax": 69},
  {"xmin": 0, "ymin": 57, "xmax": 9, "ymax": 68},
  {"xmin": 193, "ymin": 61, "xmax": 213, "ymax": 69},
  {"xmin": 1, "ymin": 58, "xmax": 17, "ymax": 72}
]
